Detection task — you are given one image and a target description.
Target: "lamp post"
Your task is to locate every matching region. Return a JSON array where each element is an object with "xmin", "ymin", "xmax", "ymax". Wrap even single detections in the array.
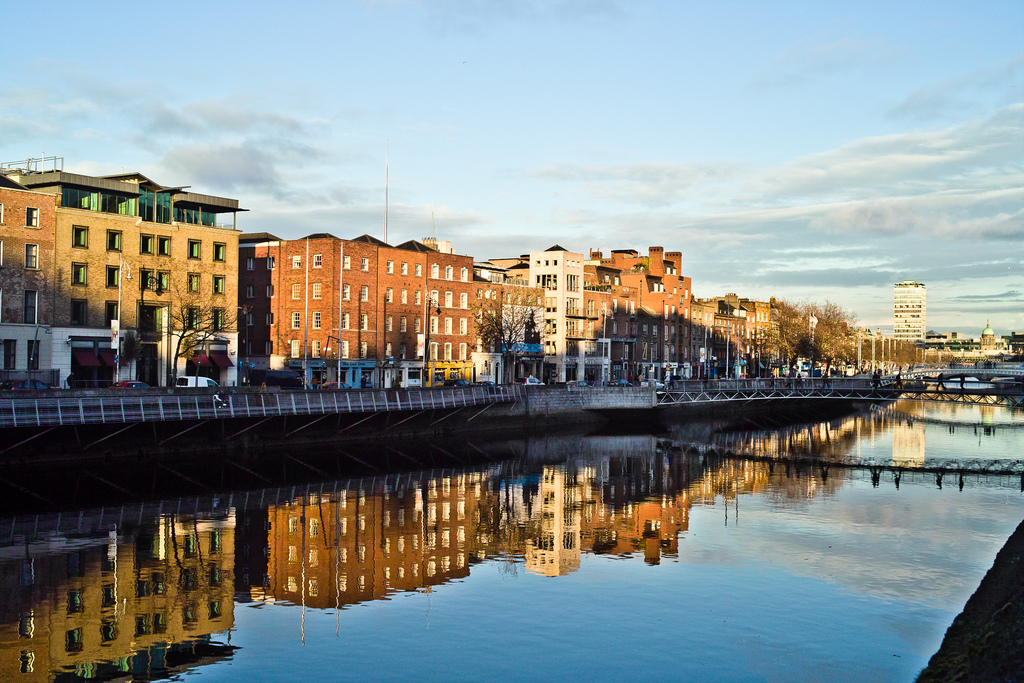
[
  {"xmin": 422, "ymin": 294, "xmax": 441, "ymax": 387},
  {"xmin": 238, "ymin": 306, "xmax": 250, "ymax": 385},
  {"xmin": 808, "ymin": 314, "xmax": 818, "ymax": 380}
]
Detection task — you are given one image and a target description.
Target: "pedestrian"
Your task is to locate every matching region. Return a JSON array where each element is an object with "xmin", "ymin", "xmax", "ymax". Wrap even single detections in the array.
[
  {"xmin": 65, "ymin": 372, "xmax": 75, "ymax": 389},
  {"xmin": 213, "ymin": 391, "xmax": 228, "ymax": 408}
]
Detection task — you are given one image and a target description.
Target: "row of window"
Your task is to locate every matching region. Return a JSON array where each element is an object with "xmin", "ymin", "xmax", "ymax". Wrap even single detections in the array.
[
  {"xmin": 65, "ymin": 264, "xmax": 226, "ymax": 294},
  {"xmin": 61, "ymin": 300, "xmax": 228, "ymax": 330},
  {"xmin": 1, "ymin": 338, "xmax": 40, "ymax": 371},
  {"xmin": 69, "ymin": 226, "xmax": 228, "ymax": 261},
  {"xmin": 287, "ymin": 338, "xmax": 470, "ymax": 362},
  {"xmin": 244, "ymin": 254, "xmax": 470, "ymax": 282},
  {"xmin": 287, "ymin": 311, "xmax": 471, "ymax": 336}
]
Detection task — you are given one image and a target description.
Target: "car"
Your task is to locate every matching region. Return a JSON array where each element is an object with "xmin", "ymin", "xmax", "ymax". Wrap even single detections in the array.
[
  {"xmin": 443, "ymin": 378, "xmax": 472, "ymax": 387},
  {"xmin": 606, "ymin": 379, "xmax": 632, "ymax": 387},
  {"xmin": 175, "ymin": 376, "xmax": 220, "ymax": 388},
  {"xmin": 0, "ymin": 379, "xmax": 55, "ymax": 390},
  {"xmin": 642, "ymin": 379, "xmax": 666, "ymax": 390},
  {"xmin": 566, "ymin": 380, "xmax": 593, "ymax": 388},
  {"xmin": 514, "ymin": 377, "xmax": 543, "ymax": 385},
  {"xmin": 109, "ymin": 380, "xmax": 149, "ymax": 389},
  {"xmin": 320, "ymin": 382, "xmax": 356, "ymax": 390}
]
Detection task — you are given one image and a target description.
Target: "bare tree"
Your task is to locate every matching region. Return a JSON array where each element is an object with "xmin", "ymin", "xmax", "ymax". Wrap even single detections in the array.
[
  {"xmin": 474, "ymin": 288, "xmax": 541, "ymax": 383},
  {"xmin": 771, "ymin": 298, "xmax": 858, "ymax": 373},
  {"xmin": 165, "ymin": 281, "xmax": 239, "ymax": 381}
]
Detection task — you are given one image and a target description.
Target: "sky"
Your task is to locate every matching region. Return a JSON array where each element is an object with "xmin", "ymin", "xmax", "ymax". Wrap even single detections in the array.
[{"xmin": 2, "ymin": 0, "xmax": 1021, "ymax": 334}]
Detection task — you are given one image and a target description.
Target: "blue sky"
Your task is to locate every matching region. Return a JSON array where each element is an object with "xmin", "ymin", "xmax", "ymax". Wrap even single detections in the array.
[{"xmin": 3, "ymin": 0, "xmax": 1021, "ymax": 334}]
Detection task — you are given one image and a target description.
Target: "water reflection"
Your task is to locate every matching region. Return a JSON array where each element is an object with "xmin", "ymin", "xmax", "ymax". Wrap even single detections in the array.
[
  {"xmin": 2, "ymin": 404, "xmax": 1022, "ymax": 680},
  {"xmin": 0, "ymin": 513, "xmax": 235, "ymax": 680}
]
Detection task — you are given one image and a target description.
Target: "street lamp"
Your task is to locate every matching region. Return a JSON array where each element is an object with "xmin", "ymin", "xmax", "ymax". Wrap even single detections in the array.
[
  {"xmin": 422, "ymin": 295, "xmax": 442, "ymax": 387},
  {"xmin": 238, "ymin": 305, "xmax": 251, "ymax": 385}
]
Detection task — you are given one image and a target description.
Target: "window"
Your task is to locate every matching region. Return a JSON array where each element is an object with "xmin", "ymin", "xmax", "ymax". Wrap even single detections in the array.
[
  {"xmin": 23, "ymin": 290, "xmax": 37, "ymax": 324},
  {"xmin": 414, "ymin": 316, "xmax": 421, "ymax": 333},
  {"xmin": 291, "ymin": 340, "xmax": 300, "ymax": 358},
  {"xmin": 2, "ymin": 339, "xmax": 14, "ymax": 369},
  {"xmin": 105, "ymin": 302, "xmax": 118, "ymax": 325},
  {"xmin": 360, "ymin": 314, "xmax": 368, "ymax": 331},
  {"xmin": 106, "ymin": 266, "xmax": 119, "ymax": 288},
  {"xmin": 359, "ymin": 285, "xmax": 368, "ymax": 302},
  {"xmin": 359, "ymin": 341, "xmax": 368, "ymax": 358},
  {"xmin": 312, "ymin": 339, "xmax": 321, "ymax": 357},
  {"xmin": 343, "ymin": 284, "xmax": 350, "ymax": 301},
  {"xmin": 430, "ymin": 316, "xmax": 438, "ymax": 334},
  {"xmin": 312, "ymin": 282, "xmax": 322, "ymax": 299},
  {"xmin": 460, "ymin": 293, "xmax": 468, "ymax": 308},
  {"xmin": 400, "ymin": 316, "xmax": 407, "ymax": 332},
  {"xmin": 72, "ymin": 263, "xmax": 87, "ymax": 286},
  {"xmin": 157, "ymin": 236, "xmax": 171, "ymax": 256},
  {"xmin": 460, "ymin": 318, "xmax": 467, "ymax": 335},
  {"xmin": 444, "ymin": 291, "xmax": 453, "ymax": 308},
  {"xmin": 187, "ymin": 239, "xmax": 201, "ymax": 259},
  {"xmin": 386, "ymin": 260, "xmax": 394, "ymax": 274},
  {"xmin": 292, "ymin": 255, "xmax": 302, "ymax": 269},
  {"xmin": 386, "ymin": 287, "xmax": 393, "ymax": 303},
  {"xmin": 360, "ymin": 257, "xmax": 369, "ymax": 271},
  {"xmin": 265, "ymin": 340, "xmax": 273, "ymax": 354},
  {"xmin": 342, "ymin": 313, "xmax": 350, "ymax": 329},
  {"xmin": 246, "ymin": 284, "xmax": 254, "ymax": 298},
  {"xmin": 267, "ymin": 284, "xmax": 274, "ymax": 297},
  {"xmin": 401, "ymin": 262, "xmax": 408, "ymax": 275},
  {"xmin": 266, "ymin": 312, "xmax": 274, "ymax": 325},
  {"xmin": 444, "ymin": 317, "xmax": 452, "ymax": 334},
  {"xmin": 461, "ymin": 267, "xmax": 468, "ymax": 282},
  {"xmin": 72, "ymin": 225, "xmax": 88, "ymax": 248},
  {"xmin": 188, "ymin": 273, "xmax": 200, "ymax": 293},
  {"xmin": 213, "ymin": 243, "xmax": 226, "ymax": 262},
  {"xmin": 415, "ymin": 263, "xmax": 422, "ymax": 277},
  {"xmin": 313, "ymin": 254, "xmax": 322, "ymax": 268},
  {"xmin": 25, "ymin": 244, "xmax": 38, "ymax": 269},
  {"xmin": 292, "ymin": 312, "xmax": 301, "ymax": 329},
  {"xmin": 247, "ymin": 257, "xmax": 255, "ymax": 270},
  {"xmin": 157, "ymin": 270, "xmax": 170, "ymax": 292},
  {"xmin": 140, "ymin": 234, "xmax": 155, "ymax": 254},
  {"xmin": 213, "ymin": 275, "xmax": 225, "ymax": 294},
  {"xmin": 107, "ymin": 230, "xmax": 121, "ymax": 251},
  {"xmin": 401, "ymin": 289, "xmax": 408, "ymax": 304},
  {"xmin": 431, "ymin": 264, "xmax": 439, "ymax": 278},
  {"xmin": 343, "ymin": 255, "xmax": 351, "ymax": 270},
  {"xmin": 213, "ymin": 309, "xmax": 226, "ymax": 330},
  {"xmin": 386, "ymin": 315, "xmax": 393, "ymax": 332},
  {"xmin": 460, "ymin": 342, "xmax": 468, "ymax": 360},
  {"xmin": 312, "ymin": 311, "xmax": 321, "ymax": 330},
  {"xmin": 341, "ymin": 340, "xmax": 349, "ymax": 358},
  {"xmin": 267, "ymin": 256, "xmax": 275, "ymax": 269},
  {"xmin": 26, "ymin": 207, "xmax": 39, "ymax": 227},
  {"xmin": 445, "ymin": 265, "xmax": 453, "ymax": 280},
  {"xmin": 70, "ymin": 300, "xmax": 87, "ymax": 326},
  {"xmin": 444, "ymin": 342, "xmax": 452, "ymax": 361},
  {"xmin": 292, "ymin": 284, "xmax": 301, "ymax": 300},
  {"xmin": 414, "ymin": 290, "xmax": 422, "ymax": 305}
]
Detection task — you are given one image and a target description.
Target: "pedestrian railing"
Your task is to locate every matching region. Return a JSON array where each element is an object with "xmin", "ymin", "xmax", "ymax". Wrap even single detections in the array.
[{"xmin": 0, "ymin": 386, "xmax": 524, "ymax": 429}]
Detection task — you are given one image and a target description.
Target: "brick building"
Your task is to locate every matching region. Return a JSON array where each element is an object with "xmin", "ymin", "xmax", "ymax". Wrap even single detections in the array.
[
  {"xmin": 1, "ymin": 159, "xmax": 243, "ymax": 387},
  {"xmin": 239, "ymin": 234, "xmax": 484, "ymax": 387}
]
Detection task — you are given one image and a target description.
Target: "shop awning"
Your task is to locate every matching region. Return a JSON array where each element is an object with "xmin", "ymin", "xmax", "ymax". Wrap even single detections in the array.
[
  {"xmin": 98, "ymin": 350, "xmax": 118, "ymax": 366},
  {"xmin": 71, "ymin": 350, "xmax": 102, "ymax": 367},
  {"xmin": 209, "ymin": 352, "xmax": 234, "ymax": 368},
  {"xmin": 191, "ymin": 353, "xmax": 214, "ymax": 367}
]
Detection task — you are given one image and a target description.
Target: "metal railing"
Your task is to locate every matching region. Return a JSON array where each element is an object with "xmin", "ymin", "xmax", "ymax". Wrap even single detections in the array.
[{"xmin": 0, "ymin": 386, "xmax": 524, "ymax": 429}]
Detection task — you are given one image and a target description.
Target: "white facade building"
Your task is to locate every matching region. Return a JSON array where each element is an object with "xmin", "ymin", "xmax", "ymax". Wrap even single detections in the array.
[
  {"xmin": 893, "ymin": 280, "xmax": 926, "ymax": 342},
  {"xmin": 529, "ymin": 245, "xmax": 585, "ymax": 383}
]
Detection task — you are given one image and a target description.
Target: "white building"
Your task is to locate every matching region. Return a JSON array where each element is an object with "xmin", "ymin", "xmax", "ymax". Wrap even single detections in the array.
[
  {"xmin": 893, "ymin": 280, "xmax": 926, "ymax": 342},
  {"xmin": 529, "ymin": 245, "xmax": 586, "ymax": 383}
]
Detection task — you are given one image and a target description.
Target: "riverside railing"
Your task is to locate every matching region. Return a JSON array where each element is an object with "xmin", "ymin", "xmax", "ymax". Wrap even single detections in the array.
[{"xmin": 0, "ymin": 386, "xmax": 524, "ymax": 429}]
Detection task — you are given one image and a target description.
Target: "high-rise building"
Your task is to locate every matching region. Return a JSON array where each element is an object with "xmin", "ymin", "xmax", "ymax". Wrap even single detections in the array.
[{"xmin": 893, "ymin": 280, "xmax": 926, "ymax": 342}]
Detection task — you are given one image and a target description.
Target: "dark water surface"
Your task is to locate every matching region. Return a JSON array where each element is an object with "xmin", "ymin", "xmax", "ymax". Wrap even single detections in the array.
[{"xmin": 1, "ymin": 403, "xmax": 1022, "ymax": 682}]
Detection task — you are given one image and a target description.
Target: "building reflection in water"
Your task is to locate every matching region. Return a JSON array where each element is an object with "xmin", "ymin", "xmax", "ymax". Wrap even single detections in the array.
[{"xmin": 0, "ymin": 513, "xmax": 235, "ymax": 681}]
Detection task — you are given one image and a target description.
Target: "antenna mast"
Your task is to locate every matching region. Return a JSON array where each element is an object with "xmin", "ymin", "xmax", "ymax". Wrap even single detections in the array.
[{"xmin": 384, "ymin": 141, "xmax": 389, "ymax": 244}]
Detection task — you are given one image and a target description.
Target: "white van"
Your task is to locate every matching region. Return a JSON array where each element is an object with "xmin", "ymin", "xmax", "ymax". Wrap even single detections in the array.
[{"xmin": 175, "ymin": 376, "xmax": 220, "ymax": 388}]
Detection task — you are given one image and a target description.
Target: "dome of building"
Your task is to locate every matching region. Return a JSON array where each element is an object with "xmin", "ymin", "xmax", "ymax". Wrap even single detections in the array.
[{"xmin": 982, "ymin": 321, "xmax": 994, "ymax": 337}]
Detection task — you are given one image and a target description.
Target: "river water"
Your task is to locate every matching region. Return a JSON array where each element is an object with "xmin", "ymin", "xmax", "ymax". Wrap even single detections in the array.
[{"xmin": 1, "ymin": 401, "xmax": 1022, "ymax": 682}]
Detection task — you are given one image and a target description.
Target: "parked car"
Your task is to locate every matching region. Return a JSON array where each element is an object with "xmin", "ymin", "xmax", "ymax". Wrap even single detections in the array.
[
  {"xmin": 320, "ymin": 382, "xmax": 356, "ymax": 390},
  {"xmin": 443, "ymin": 378, "xmax": 472, "ymax": 387},
  {"xmin": 642, "ymin": 379, "xmax": 666, "ymax": 390},
  {"xmin": 566, "ymin": 380, "xmax": 592, "ymax": 387},
  {"xmin": 175, "ymin": 376, "xmax": 220, "ymax": 388},
  {"xmin": 475, "ymin": 381, "xmax": 497, "ymax": 387},
  {"xmin": 109, "ymin": 381, "xmax": 149, "ymax": 389},
  {"xmin": 514, "ymin": 377, "xmax": 543, "ymax": 385},
  {"xmin": 1, "ymin": 379, "xmax": 55, "ymax": 390},
  {"xmin": 606, "ymin": 379, "xmax": 632, "ymax": 387}
]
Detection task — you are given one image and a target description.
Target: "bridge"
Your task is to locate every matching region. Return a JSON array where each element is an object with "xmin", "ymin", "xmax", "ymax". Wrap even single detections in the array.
[{"xmin": 655, "ymin": 377, "xmax": 1023, "ymax": 409}]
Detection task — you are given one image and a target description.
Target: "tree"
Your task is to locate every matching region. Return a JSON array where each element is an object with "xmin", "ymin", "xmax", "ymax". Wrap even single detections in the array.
[
  {"xmin": 165, "ymin": 281, "xmax": 240, "ymax": 382},
  {"xmin": 474, "ymin": 288, "xmax": 541, "ymax": 383},
  {"xmin": 771, "ymin": 298, "xmax": 858, "ymax": 373}
]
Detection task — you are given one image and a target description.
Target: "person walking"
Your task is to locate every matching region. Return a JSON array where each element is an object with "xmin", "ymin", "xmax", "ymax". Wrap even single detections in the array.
[{"xmin": 65, "ymin": 372, "xmax": 75, "ymax": 389}]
